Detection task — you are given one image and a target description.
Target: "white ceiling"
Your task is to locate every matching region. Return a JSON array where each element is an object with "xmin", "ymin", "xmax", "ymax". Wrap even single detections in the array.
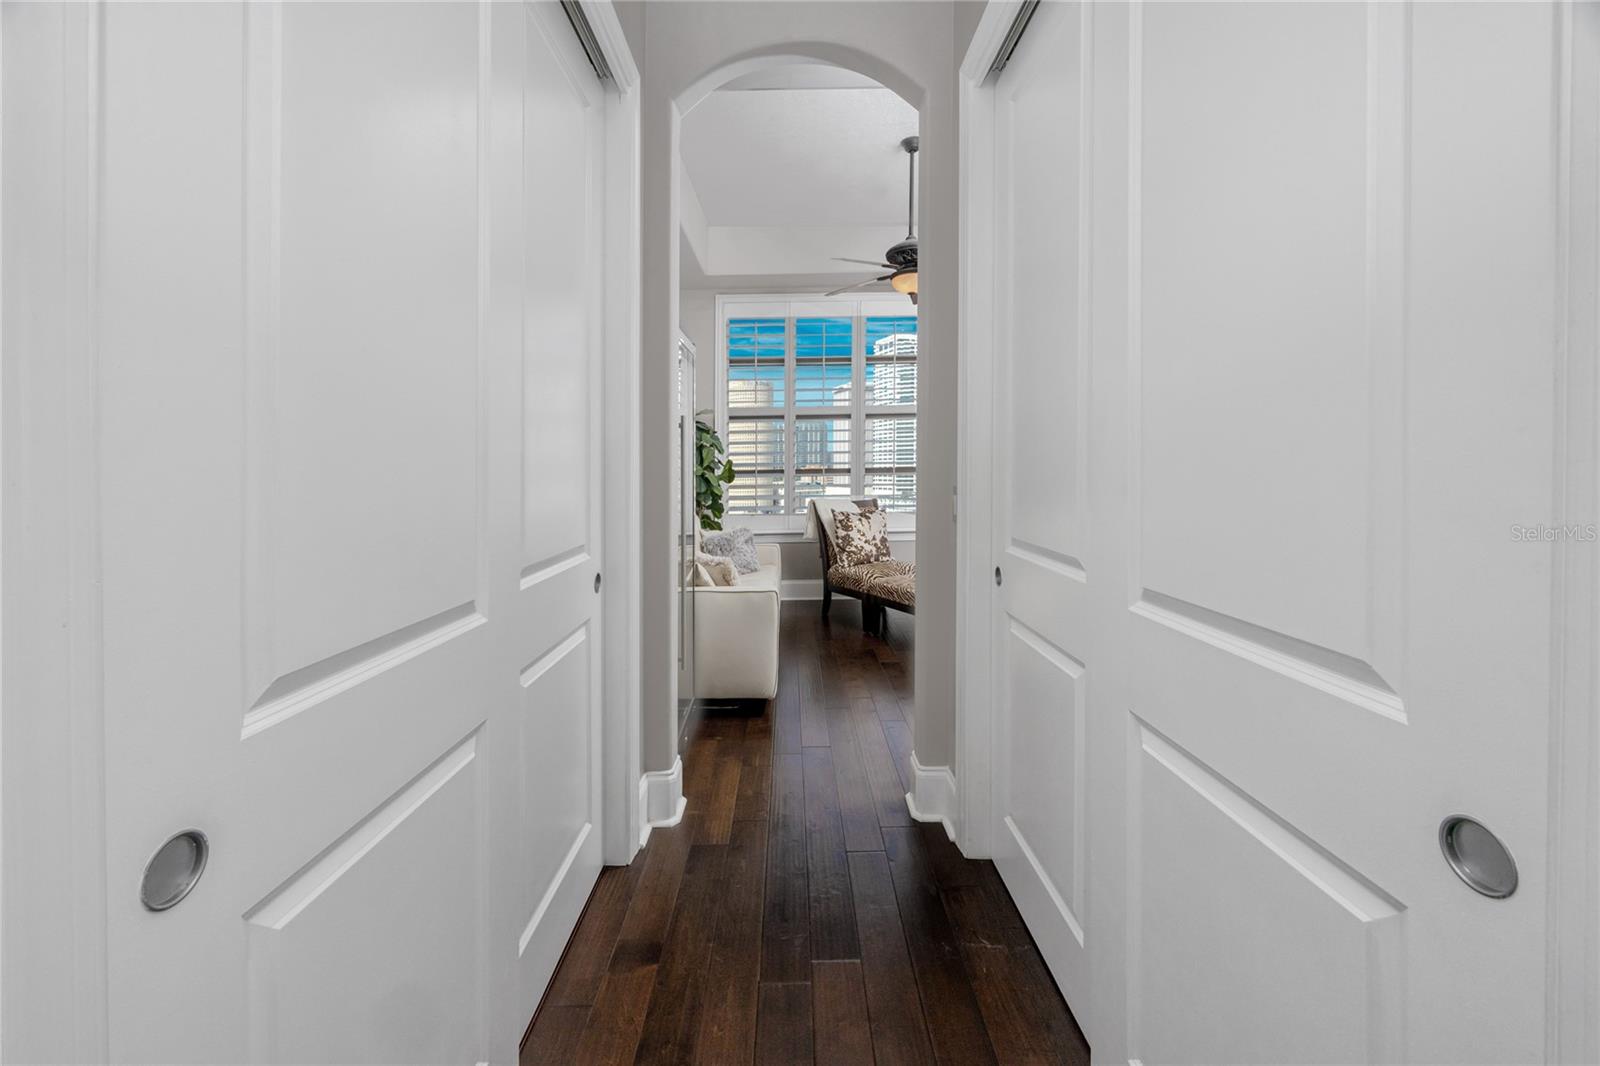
[
  {"xmin": 680, "ymin": 71, "xmax": 918, "ymax": 228},
  {"xmin": 680, "ymin": 231, "xmax": 896, "ymax": 295}
]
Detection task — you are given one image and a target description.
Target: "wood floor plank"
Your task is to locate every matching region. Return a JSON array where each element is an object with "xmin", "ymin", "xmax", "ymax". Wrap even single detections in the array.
[
  {"xmin": 848, "ymin": 851, "xmax": 935, "ymax": 1066},
  {"xmin": 762, "ymin": 753, "xmax": 810, "ymax": 982},
  {"xmin": 774, "ymin": 669, "xmax": 804, "ymax": 755},
  {"xmin": 522, "ymin": 1004, "xmax": 589, "ymax": 1066},
  {"xmin": 826, "ymin": 702, "xmax": 883, "ymax": 852},
  {"xmin": 803, "ymin": 747, "xmax": 860, "ymax": 960},
  {"xmin": 849, "ymin": 698, "xmax": 912, "ymax": 828},
  {"xmin": 958, "ymin": 943, "xmax": 1089, "ymax": 1066},
  {"xmin": 693, "ymin": 818, "xmax": 768, "ymax": 1064},
  {"xmin": 573, "ymin": 943, "xmax": 658, "ymax": 1066},
  {"xmin": 818, "ymin": 627, "xmax": 852, "ymax": 708},
  {"xmin": 734, "ymin": 725, "xmax": 773, "ymax": 822},
  {"xmin": 839, "ymin": 654, "xmax": 872, "ymax": 701},
  {"xmin": 633, "ymin": 843, "xmax": 729, "ymax": 1064},
  {"xmin": 536, "ymin": 603, "xmax": 1085, "ymax": 1066},
  {"xmin": 744, "ymin": 706, "xmax": 774, "ymax": 758},
  {"xmin": 613, "ymin": 815, "xmax": 698, "ymax": 950},
  {"xmin": 915, "ymin": 822, "xmax": 984, "ymax": 891},
  {"xmin": 812, "ymin": 961, "xmax": 874, "ymax": 1066},
  {"xmin": 799, "ymin": 652, "xmax": 831, "ymax": 749},
  {"xmin": 545, "ymin": 862, "xmax": 646, "ymax": 1007},
  {"xmin": 698, "ymin": 723, "xmax": 745, "ymax": 844},
  {"xmin": 754, "ymin": 982, "xmax": 813, "ymax": 1065},
  {"xmin": 882, "ymin": 828, "xmax": 997, "ymax": 1065},
  {"xmin": 881, "ymin": 719, "xmax": 914, "ymax": 795},
  {"xmin": 682, "ymin": 735, "xmax": 721, "ymax": 810},
  {"xmin": 939, "ymin": 862, "xmax": 1034, "ymax": 950},
  {"xmin": 857, "ymin": 653, "xmax": 904, "ymax": 724}
]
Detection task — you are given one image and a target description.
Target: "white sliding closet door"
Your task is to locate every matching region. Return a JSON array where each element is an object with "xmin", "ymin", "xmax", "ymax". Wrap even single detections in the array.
[
  {"xmin": 989, "ymin": 2, "xmax": 1578, "ymax": 1061},
  {"xmin": 513, "ymin": 0, "xmax": 609, "ymax": 1023},
  {"xmin": 74, "ymin": 2, "xmax": 608, "ymax": 1061},
  {"xmin": 989, "ymin": 0, "xmax": 1096, "ymax": 1019}
]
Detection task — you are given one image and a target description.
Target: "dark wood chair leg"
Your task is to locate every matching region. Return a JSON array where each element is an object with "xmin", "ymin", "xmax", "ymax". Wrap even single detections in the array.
[{"xmin": 821, "ymin": 583, "xmax": 832, "ymax": 618}]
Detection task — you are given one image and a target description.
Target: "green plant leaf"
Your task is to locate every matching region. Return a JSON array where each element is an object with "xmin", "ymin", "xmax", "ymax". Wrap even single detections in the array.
[{"xmin": 691, "ymin": 419, "xmax": 733, "ymax": 529}]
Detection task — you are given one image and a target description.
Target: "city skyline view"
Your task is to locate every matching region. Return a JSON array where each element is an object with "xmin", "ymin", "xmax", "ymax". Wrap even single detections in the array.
[{"xmin": 725, "ymin": 314, "xmax": 918, "ymax": 516}]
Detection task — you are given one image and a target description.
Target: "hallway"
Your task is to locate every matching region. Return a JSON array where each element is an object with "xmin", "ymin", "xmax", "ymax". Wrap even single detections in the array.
[{"xmin": 522, "ymin": 602, "xmax": 1088, "ymax": 1064}]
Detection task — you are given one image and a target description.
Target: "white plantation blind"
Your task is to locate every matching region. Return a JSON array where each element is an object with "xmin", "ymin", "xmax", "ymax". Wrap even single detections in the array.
[
  {"xmin": 725, "ymin": 416, "xmax": 785, "ymax": 515},
  {"xmin": 725, "ymin": 316, "xmax": 787, "ymax": 515},
  {"xmin": 717, "ymin": 295, "xmax": 917, "ymax": 533},
  {"xmin": 863, "ymin": 314, "xmax": 917, "ymax": 513}
]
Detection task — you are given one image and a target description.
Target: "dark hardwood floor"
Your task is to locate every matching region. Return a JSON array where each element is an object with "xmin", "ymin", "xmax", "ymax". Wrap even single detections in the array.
[{"xmin": 523, "ymin": 601, "xmax": 1089, "ymax": 1065}]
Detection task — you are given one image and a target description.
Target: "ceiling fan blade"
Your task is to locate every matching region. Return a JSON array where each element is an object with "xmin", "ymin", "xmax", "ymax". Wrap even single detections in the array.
[
  {"xmin": 823, "ymin": 275, "xmax": 893, "ymax": 297},
  {"xmin": 832, "ymin": 257, "xmax": 894, "ymax": 269}
]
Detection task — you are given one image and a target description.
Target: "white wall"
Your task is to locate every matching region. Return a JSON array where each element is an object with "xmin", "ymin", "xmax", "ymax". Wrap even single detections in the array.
[
  {"xmin": 679, "ymin": 287, "xmax": 717, "ymax": 414},
  {"xmin": 630, "ymin": 0, "xmax": 966, "ymax": 777}
]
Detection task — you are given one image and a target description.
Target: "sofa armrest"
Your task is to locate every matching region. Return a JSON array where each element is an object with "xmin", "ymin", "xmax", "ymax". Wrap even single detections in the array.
[
  {"xmin": 755, "ymin": 541, "xmax": 782, "ymax": 573},
  {"xmin": 692, "ymin": 581, "xmax": 780, "ymax": 700}
]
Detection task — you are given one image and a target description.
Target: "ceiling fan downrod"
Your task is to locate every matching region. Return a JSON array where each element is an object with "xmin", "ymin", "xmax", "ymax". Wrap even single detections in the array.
[{"xmin": 902, "ymin": 135, "xmax": 919, "ymax": 240}]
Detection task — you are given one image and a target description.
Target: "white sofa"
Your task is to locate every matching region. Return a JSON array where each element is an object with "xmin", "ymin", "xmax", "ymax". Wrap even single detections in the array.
[{"xmin": 692, "ymin": 541, "xmax": 781, "ymax": 700}]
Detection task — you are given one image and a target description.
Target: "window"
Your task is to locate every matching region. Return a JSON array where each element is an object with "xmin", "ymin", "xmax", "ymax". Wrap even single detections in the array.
[{"xmin": 718, "ymin": 295, "xmax": 917, "ymax": 533}]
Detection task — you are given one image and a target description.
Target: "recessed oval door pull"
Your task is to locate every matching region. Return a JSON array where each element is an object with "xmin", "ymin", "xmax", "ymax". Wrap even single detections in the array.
[
  {"xmin": 1439, "ymin": 815, "xmax": 1517, "ymax": 898},
  {"xmin": 141, "ymin": 829, "xmax": 209, "ymax": 912},
  {"xmin": 995, "ymin": 566, "xmax": 1003, "ymax": 587},
  {"xmin": 594, "ymin": 572, "xmax": 603, "ymax": 593}
]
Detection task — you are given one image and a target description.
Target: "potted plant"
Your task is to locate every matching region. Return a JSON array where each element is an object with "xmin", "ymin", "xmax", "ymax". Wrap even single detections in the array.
[{"xmin": 694, "ymin": 416, "xmax": 736, "ymax": 531}]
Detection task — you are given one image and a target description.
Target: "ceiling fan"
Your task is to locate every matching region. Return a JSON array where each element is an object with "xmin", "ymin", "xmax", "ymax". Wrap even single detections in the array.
[{"xmin": 826, "ymin": 135, "xmax": 919, "ymax": 305}]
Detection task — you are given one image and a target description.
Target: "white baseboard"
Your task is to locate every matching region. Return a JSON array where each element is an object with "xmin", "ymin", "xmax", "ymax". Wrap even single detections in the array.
[
  {"xmin": 781, "ymin": 578, "xmax": 824, "ymax": 601},
  {"xmin": 638, "ymin": 756, "xmax": 686, "ymax": 847},
  {"xmin": 904, "ymin": 753, "xmax": 958, "ymax": 842}
]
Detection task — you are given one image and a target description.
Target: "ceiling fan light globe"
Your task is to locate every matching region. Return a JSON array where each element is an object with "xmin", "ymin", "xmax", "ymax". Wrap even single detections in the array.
[{"xmin": 890, "ymin": 268, "xmax": 918, "ymax": 297}]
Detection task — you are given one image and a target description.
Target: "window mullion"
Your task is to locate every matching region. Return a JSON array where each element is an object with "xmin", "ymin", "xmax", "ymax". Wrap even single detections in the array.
[
  {"xmin": 852, "ymin": 309, "xmax": 865, "ymax": 496},
  {"xmin": 784, "ymin": 314, "xmax": 797, "ymax": 527}
]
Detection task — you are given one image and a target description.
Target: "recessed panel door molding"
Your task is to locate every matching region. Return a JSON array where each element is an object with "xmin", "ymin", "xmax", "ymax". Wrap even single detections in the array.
[
  {"xmin": 989, "ymin": 0, "xmax": 1094, "ymax": 1019},
  {"xmin": 511, "ymin": 0, "xmax": 608, "ymax": 1018},
  {"xmin": 987, "ymin": 1, "xmax": 1575, "ymax": 1060},
  {"xmin": 1118, "ymin": 2, "xmax": 1558, "ymax": 1061},
  {"xmin": 87, "ymin": 2, "xmax": 609, "ymax": 1061}
]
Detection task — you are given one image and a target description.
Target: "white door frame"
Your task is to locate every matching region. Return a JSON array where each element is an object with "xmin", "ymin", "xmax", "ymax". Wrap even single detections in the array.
[
  {"xmin": 0, "ymin": 1, "xmax": 642, "ymax": 1058},
  {"xmin": 953, "ymin": 0, "xmax": 1018, "ymax": 865},
  {"xmin": 953, "ymin": 0, "xmax": 1600, "ymax": 1059},
  {"xmin": 1546, "ymin": 3, "xmax": 1600, "ymax": 1059},
  {"xmin": 586, "ymin": 0, "xmax": 645, "ymax": 870}
]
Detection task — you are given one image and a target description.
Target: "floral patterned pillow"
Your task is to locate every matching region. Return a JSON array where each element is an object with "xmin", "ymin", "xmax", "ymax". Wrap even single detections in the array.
[{"xmin": 832, "ymin": 508, "xmax": 890, "ymax": 567}]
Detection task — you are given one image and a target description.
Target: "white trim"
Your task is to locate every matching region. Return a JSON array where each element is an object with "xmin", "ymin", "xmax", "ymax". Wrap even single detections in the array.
[
  {"xmin": 576, "ymin": 0, "xmax": 638, "ymax": 92},
  {"xmin": 637, "ymin": 756, "xmax": 687, "ymax": 848},
  {"xmin": 597, "ymin": 0, "xmax": 643, "ymax": 866},
  {"xmin": 904, "ymin": 753, "xmax": 958, "ymax": 843},
  {"xmin": 1549, "ymin": 2, "xmax": 1600, "ymax": 1058},
  {"xmin": 961, "ymin": 0, "xmax": 1030, "ymax": 84},
  {"xmin": 954, "ymin": 3, "xmax": 1010, "ymax": 862},
  {"xmin": 2, "ymin": 5, "xmax": 111, "ymax": 1059}
]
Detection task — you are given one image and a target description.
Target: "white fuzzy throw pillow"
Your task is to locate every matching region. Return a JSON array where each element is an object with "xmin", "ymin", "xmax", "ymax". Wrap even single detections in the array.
[
  {"xmin": 693, "ymin": 552, "xmax": 740, "ymax": 586},
  {"xmin": 700, "ymin": 528, "xmax": 760, "ymax": 574}
]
